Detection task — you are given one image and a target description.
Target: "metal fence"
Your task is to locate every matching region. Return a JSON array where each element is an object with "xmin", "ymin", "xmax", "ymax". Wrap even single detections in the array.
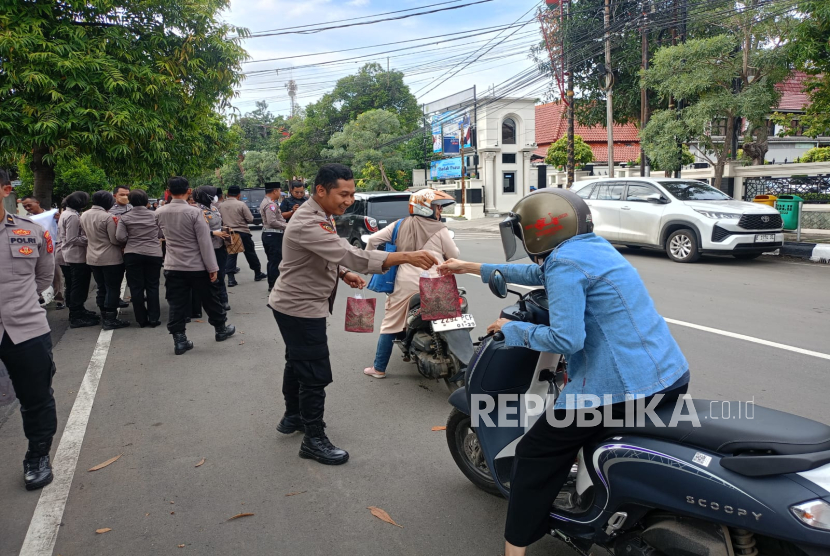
[{"xmin": 743, "ymin": 175, "xmax": 830, "ymax": 202}]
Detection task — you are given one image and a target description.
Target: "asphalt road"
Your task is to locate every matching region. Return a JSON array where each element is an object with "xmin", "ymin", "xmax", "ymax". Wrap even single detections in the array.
[{"xmin": 1, "ymin": 228, "xmax": 828, "ymax": 556}]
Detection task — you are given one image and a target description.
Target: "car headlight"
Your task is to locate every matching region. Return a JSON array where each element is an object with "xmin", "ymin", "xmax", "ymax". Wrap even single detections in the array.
[
  {"xmin": 694, "ymin": 210, "xmax": 742, "ymax": 220},
  {"xmin": 791, "ymin": 500, "xmax": 830, "ymax": 531}
]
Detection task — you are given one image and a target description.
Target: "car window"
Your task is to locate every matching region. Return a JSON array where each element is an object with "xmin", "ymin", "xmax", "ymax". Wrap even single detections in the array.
[
  {"xmin": 594, "ymin": 183, "xmax": 626, "ymax": 201},
  {"xmin": 656, "ymin": 180, "xmax": 731, "ymax": 200},
  {"xmin": 345, "ymin": 200, "xmax": 361, "ymax": 215},
  {"xmin": 626, "ymin": 183, "xmax": 661, "ymax": 202},
  {"xmin": 575, "ymin": 184, "xmax": 595, "ymax": 199},
  {"xmin": 367, "ymin": 197, "xmax": 411, "ymax": 219}
]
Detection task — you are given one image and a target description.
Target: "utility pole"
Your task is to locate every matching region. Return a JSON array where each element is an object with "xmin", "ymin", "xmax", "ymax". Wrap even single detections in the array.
[
  {"xmin": 640, "ymin": 0, "xmax": 650, "ymax": 177},
  {"xmin": 604, "ymin": 0, "xmax": 615, "ymax": 177},
  {"xmin": 459, "ymin": 121, "xmax": 466, "ymax": 217},
  {"xmin": 566, "ymin": 0, "xmax": 575, "ymax": 188}
]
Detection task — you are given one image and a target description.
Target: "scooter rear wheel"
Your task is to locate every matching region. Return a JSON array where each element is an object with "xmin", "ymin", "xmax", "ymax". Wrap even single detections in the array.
[{"xmin": 446, "ymin": 409, "xmax": 502, "ymax": 497}]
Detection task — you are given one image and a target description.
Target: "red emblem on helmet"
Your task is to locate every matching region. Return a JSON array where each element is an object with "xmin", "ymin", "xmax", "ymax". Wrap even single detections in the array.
[
  {"xmin": 12, "ymin": 229, "xmax": 31, "ymax": 236},
  {"xmin": 19, "ymin": 247, "xmax": 34, "ymax": 255}
]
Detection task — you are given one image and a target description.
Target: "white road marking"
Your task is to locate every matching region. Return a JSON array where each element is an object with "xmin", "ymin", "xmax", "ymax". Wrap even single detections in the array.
[{"xmin": 19, "ymin": 282, "xmax": 126, "ymax": 556}]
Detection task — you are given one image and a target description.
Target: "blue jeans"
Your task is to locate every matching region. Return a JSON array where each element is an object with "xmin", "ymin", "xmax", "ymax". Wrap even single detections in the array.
[{"xmin": 373, "ymin": 333, "xmax": 396, "ymax": 372}]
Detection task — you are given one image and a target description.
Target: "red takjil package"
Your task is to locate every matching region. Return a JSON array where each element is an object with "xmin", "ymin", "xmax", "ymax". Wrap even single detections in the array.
[
  {"xmin": 345, "ymin": 295, "xmax": 376, "ymax": 333},
  {"xmin": 419, "ymin": 274, "xmax": 462, "ymax": 321}
]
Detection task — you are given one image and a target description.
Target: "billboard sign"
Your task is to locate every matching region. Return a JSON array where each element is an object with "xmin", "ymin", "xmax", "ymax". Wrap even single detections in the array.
[
  {"xmin": 430, "ymin": 157, "xmax": 462, "ymax": 180},
  {"xmin": 429, "ymin": 110, "xmax": 473, "ymax": 154}
]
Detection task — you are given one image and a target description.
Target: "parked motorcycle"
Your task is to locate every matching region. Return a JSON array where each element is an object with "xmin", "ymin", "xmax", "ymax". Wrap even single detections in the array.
[
  {"xmin": 446, "ymin": 270, "xmax": 830, "ymax": 556},
  {"xmin": 397, "ymin": 287, "xmax": 476, "ymax": 392}
]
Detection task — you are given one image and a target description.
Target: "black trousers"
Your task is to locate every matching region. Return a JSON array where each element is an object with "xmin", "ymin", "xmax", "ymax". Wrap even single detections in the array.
[
  {"xmin": 124, "ymin": 253, "xmax": 163, "ymax": 325},
  {"xmin": 272, "ymin": 310, "xmax": 332, "ymax": 427},
  {"xmin": 505, "ymin": 381, "xmax": 689, "ymax": 547},
  {"xmin": 226, "ymin": 232, "xmax": 261, "ymax": 275},
  {"xmin": 60, "ymin": 265, "xmax": 73, "ymax": 307},
  {"xmin": 261, "ymin": 232, "xmax": 283, "ymax": 290},
  {"xmin": 165, "ymin": 270, "xmax": 226, "ymax": 334},
  {"xmin": 191, "ymin": 246, "xmax": 229, "ymax": 311},
  {"xmin": 0, "ymin": 332, "xmax": 57, "ymax": 459},
  {"xmin": 91, "ymin": 264, "xmax": 125, "ymax": 312},
  {"xmin": 67, "ymin": 262, "xmax": 93, "ymax": 317}
]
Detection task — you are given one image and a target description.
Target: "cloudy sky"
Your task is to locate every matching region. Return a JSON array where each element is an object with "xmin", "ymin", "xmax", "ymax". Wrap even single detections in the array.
[{"xmin": 223, "ymin": 0, "xmax": 545, "ymax": 117}]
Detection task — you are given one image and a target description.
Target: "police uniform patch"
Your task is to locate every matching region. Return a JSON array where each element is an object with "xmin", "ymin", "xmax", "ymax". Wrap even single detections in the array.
[
  {"xmin": 12, "ymin": 229, "xmax": 31, "ymax": 236},
  {"xmin": 270, "ymin": 205, "xmax": 277, "ymax": 212},
  {"xmin": 44, "ymin": 231, "xmax": 54, "ymax": 254},
  {"xmin": 19, "ymin": 247, "xmax": 34, "ymax": 255},
  {"xmin": 318, "ymin": 222, "xmax": 336, "ymax": 234}
]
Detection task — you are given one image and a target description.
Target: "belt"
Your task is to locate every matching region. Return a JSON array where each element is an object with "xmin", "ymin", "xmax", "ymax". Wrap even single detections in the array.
[{"xmin": 262, "ymin": 229, "xmax": 284, "ymax": 234}]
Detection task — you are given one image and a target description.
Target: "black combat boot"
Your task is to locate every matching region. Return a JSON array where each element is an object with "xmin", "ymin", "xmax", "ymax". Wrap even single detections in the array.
[
  {"xmin": 299, "ymin": 424, "xmax": 349, "ymax": 465},
  {"xmin": 254, "ymin": 271, "xmax": 267, "ymax": 282},
  {"xmin": 233, "ymin": 267, "xmax": 241, "ymax": 274},
  {"xmin": 82, "ymin": 308, "xmax": 99, "ymax": 319},
  {"xmin": 227, "ymin": 274, "xmax": 238, "ymax": 287},
  {"xmin": 101, "ymin": 310, "xmax": 130, "ymax": 330},
  {"xmin": 173, "ymin": 333, "xmax": 193, "ymax": 355},
  {"xmin": 223, "ymin": 302, "xmax": 231, "ymax": 311},
  {"xmin": 277, "ymin": 413, "xmax": 304, "ymax": 434},
  {"xmin": 23, "ymin": 442, "xmax": 54, "ymax": 491},
  {"xmin": 214, "ymin": 323, "xmax": 236, "ymax": 342}
]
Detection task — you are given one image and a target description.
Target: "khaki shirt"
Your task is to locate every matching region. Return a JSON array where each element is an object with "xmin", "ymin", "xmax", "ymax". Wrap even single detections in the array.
[
  {"xmin": 58, "ymin": 208, "xmax": 87, "ymax": 264},
  {"xmin": 154, "ymin": 199, "xmax": 218, "ymax": 272},
  {"xmin": 81, "ymin": 205, "xmax": 123, "ymax": 266},
  {"xmin": 260, "ymin": 196, "xmax": 286, "ymax": 231},
  {"xmin": 115, "ymin": 206, "xmax": 163, "ymax": 257},
  {"xmin": 269, "ymin": 196, "xmax": 388, "ymax": 318},
  {"xmin": 197, "ymin": 204, "xmax": 224, "ymax": 249},
  {"xmin": 0, "ymin": 213, "xmax": 54, "ymax": 344},
  {"xmin": 218, "ymin": 198, "xmax": 253, "ymax": 234},
  {"xmin": 109, "ymin": 203, "xmax": 133, "ymax": 216}
]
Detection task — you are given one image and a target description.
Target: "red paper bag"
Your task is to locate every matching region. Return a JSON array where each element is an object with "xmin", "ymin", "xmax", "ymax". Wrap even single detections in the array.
[
  {"xmin": 419, "ymin": 274, "xmax": 461, "ymax": 321},
  {"xmin": 345, "ymin": 295, "xmax": 376, "ymax": 333}
]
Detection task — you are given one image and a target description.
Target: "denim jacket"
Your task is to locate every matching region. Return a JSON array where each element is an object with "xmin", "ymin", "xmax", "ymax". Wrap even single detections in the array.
[{"xmin": 480, "ymin": 233, "xmax": 689, "ymax": 409}]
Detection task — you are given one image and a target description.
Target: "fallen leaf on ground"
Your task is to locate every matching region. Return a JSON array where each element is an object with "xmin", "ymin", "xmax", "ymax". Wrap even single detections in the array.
[
  {"xmin": 238, "ymin": 341, "xmax": 245, "ymax": 345},
  {"xmin": 194, "ymin": 320, "xmax": 204, "ymax": 323},
  {"xmin": 95, "ymin": 528, "xmax": 112, "ymax": 534},
  {"xmin": 195, "ymin": 458, "xmax": 205, "ymax": 467},
  {"xmin": 178, "ymin": 544, "xmax": 185, "ymax": 548},
  {"xmin": 171, "ymin": 512, "xmax": 175, "ymax": 515},
  {"xmin": 88, "ymin": 454, "xmax": 122, "ymax": 472},
  {"xmin": 285, "ymin": 491, "xmax": 307, "ymax": 497},
  {"xmin": 367, "ymin": 506, "xmax": 403, "ymax": 528},
  {"xmin": 227, "ymin": 513, "xmax": 255, "ymax": 521},
  {"xmin": 145, "ymin": 513, "xmax": 150, "ymax": 517},
  {"xmin": 431, "ymin": 426, "xmax": 447, "ymax": 431}
]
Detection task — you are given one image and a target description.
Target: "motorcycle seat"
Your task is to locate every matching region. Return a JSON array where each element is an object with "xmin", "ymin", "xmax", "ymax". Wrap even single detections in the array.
[{"xmin": 610, "ymin": 399, "xmax": 830, "ymax": 457}]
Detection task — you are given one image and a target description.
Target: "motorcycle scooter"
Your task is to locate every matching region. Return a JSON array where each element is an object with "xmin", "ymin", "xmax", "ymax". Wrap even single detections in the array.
[{"xmin": 445, "ymin": 270, "xmax": 830, "ymax": 556}]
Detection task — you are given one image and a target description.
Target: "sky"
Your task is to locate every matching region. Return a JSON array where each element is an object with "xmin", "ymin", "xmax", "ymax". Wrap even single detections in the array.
[{"xmin": 223, "ymin": 0, "xmax": 546, "ymax": 117}]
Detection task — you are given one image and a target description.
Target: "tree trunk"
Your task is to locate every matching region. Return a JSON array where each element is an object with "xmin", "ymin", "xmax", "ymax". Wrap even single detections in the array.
[
  {"xmin": 378, "ymin": 160, "xmax": 394, "ymax": 191},
  {"xmin": 237, "ymin": 153, "xmax": 245, "ymax": 176},
  {"xmin": 714, "ymin": 116, "xmax": 736, "ymax": 190},
  {"xmin": 31, "ymin": 145, "xmax": 55, "ymax": 209}
]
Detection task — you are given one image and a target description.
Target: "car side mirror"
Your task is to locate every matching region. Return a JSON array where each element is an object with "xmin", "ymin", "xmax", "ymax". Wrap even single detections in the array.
[
  {"xmin": 647, "ymin": 194, "xmax": 668, "ymax": 204},
  {"xmin": 488, "ymin": 270, "xmax": 508, "ymax": 299}
]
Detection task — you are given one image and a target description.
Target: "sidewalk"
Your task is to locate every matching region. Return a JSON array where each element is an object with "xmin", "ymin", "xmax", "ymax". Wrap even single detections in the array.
[{"xmin": 781, "ymin": 228, "xmax": 830, "ymax": 263}]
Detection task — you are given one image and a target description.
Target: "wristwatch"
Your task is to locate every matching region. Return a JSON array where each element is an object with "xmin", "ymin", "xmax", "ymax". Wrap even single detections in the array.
[{"xmin": 339, "ymin": 268, "xmax": 351, "ymax": 280}]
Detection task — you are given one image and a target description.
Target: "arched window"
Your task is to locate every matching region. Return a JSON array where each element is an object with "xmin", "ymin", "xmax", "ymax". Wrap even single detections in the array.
[{"xmin": 502, "ymin": 118, "xmax": 516, "ymax": 145}]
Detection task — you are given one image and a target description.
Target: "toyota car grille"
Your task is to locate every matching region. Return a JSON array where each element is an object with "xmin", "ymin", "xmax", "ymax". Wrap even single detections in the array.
[{"xmin": 739, "ymin": 213, "xmax": 782, "ymax": 230}]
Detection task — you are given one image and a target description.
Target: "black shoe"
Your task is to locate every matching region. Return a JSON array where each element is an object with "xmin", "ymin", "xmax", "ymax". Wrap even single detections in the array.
[
  {"xmin": 214, "ymin": 323, "xmax": 236, "ymax": 342},
  {"xmin": 148, "ymin": 320, "xmax": 162, "ymax": 328},
  {"xmin": 227, "ymin": 277, "xmax": 238, "ymax": 287},
  {"xmin": 191, "ymin": 312, "xmax": 203, "ymax": 319},
  {"xmin": 55, "ymin": 301, "xmax": 66, "ymax": 310},
  {"xmin": 102, "ymin": 310, "xmax": 130, "ymax": 330},
  {"xmin": 223, "ymin": 302, "xmax": 231, "ymax": 311},
  {"xmin": 119, "ymin": 300, "xmax": 130, "ymax": 308},
  {"xmin": 23, "ymin": 455, "xmax": 54, "ymax": 491},
  {"xmin": 70, "ymin": 315, "xmax": 100, "ymax": 329},
  {"xmin": 233, "ymin": 267, "xmax": 241, "ymax": 274},
  {"xmin": 277, "ymin": 413, "xmax": 305, "ymax": 434},
  {"xmin": 173, "ymin": 333, "xmax": 194, "ymax": 355},
  {"xmin": 254, "ymin": 272, "xmax": 267, "ymax": 282},
  {"xmin": 82, "ymin": 308, "xmax": 98, "ymax": 319},
  {"xmin": 299, "ymin": 424, "xmax": 349, "ymax": 465}
]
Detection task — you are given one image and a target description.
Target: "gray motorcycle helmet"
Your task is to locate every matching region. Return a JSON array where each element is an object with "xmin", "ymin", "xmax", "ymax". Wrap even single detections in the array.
[{"xmin": 499, "ymin": 188, "xmax": 594, "ymax": 261}]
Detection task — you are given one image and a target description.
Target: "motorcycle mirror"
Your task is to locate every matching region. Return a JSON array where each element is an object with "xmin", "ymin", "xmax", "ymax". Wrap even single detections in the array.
[{"xmin": 488, "ymin": 270, "xmax": 508, "ymax": 299}]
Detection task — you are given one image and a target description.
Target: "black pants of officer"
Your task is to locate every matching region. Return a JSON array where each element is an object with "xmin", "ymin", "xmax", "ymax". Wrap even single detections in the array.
[
  {"xmin": 272, "ymin": 310, "xmax": 331, "ymax": 426},
  {"xmin": 192, "ymin": 247, "xmax": 229, "ymax": 310},
  {"xmin": 91, "ymin": 264, "xmax": 125, "ymax": 311},
  {"xmin": 0, "ymin": 332, "xmax": 57, "ymax": 459},
  {"xmin": 261, "ymin": 231, "xmax": 283, "ymax": 290},
  {"xmin": 165, "ymin": 270, "xmax": 226, "ymax": 334},
  {"xmin": 67, "ymin": 262, "xmax": 93, "ymax": 318},
  {"xmin": 60, "ymin": 265, "xmax": 73, "ymax": 307},
  {"xmin": 226, "ymin": 232, "xmax": 261, "ymax": 276},
  {"xmin": 124, "ymin": 253, "xmax": 163, "ymax": 325},
  {"xmin": 504, "ymin": 381, "xmax": 689, "ymax": 548}
]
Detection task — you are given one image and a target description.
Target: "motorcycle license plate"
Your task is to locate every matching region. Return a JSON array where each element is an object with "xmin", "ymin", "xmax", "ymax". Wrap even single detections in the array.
[
  {"xmin": 755, "ymin": 234, "xmax": 776, "ymax": 243},
  {"xmin": 431, "ymin": 314, "xmax": 476, "ymax": 332}
]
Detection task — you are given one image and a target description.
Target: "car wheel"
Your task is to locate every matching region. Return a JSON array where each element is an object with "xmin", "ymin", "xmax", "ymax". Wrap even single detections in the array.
[
  {"xmin": 733, "ymin": 253, "xmax": 762, "ymax": 260},
  {"xmin": 350, "ymin": 237, "xmax": 364, "ymax": 249},
  {"xmin": 666, "ymin": 229, "xmax": 701, "ymax": 263}
]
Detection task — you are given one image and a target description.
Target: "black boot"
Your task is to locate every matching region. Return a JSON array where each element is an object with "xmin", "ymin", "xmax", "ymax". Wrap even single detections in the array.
[
  {"xmin": 277, "ymin": 413, "xmax": 304, "ymax": 434},
  {"xmin": 82, "ymin": 308, "xmax": 99, "ymax": 319},
  {"xmin": 227, "ymin": 275, "xmax": 238, "ymax": 287},
  {"xmin": 223, "ymin": 302, "xmax": 231, "ymax": 311},
  {"xmin": 173, "ymin": 333, "xmax": 193, "ymax": 355},
  {"xmin": 299, "ymin": 424, "xmax": 349, "ymax": 465},
  {"xmin": 119, "ymin": 299, "xmax": 130, "ymax": 308},
  {"xmin": 214, "ymin": 323, "xmax": 236, "ymax": 342},
  {"xmin": 233, "ymin": 267, "xmax": 241, "ymax": 274},
  {"xmin": 23, "ymin": 455, "xmax": 54, "ymax": 491},
  {"xmin": 102, "ymin": 310, "xmax": 130, "ymax": 330},
  {"xmin": 70, "ymin": 313, "xmax": 100, "ymax": 329},
  {"xmin": 254, "ymin": 271, "xmax": 267, "ymax": 282}
]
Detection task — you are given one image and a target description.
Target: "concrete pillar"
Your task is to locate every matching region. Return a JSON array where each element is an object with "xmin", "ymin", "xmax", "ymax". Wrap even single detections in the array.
[{"xmin": 484, "ymin": 152, "xmax": 497, "ymax": 212}]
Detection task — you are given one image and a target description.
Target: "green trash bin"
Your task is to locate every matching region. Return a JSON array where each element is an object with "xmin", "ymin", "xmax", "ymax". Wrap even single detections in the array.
[{"xmin": 775, "ymin": 195, "xmax": 804, "ymax": 230}]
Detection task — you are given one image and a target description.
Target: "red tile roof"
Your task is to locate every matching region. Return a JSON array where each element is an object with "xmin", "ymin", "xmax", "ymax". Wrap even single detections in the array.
[
  {"xmin": 533, "ymin": 143, "xmax": 642, "ymax": 163},
  {"xmin": 775, "ymin": 72, "xmax": 811, "ymax": 112},
  {"xmin": 535, "ymin": 101, "xmax": 641, "ymax": 145}
]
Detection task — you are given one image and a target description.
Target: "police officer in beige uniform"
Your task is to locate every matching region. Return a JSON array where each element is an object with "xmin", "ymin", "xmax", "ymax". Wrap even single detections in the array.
[
  {"xmin": 155, "ymin": 177, "xmax": 236, "ymax": 355},
  {"xmin": 219, "ymin": 185, "xmax": 266, "ymax": 287},
  {"xmin": 259, "ymin": 182, "xmax": 286, "ymax": 290},
  {"xmin": 269, "ymin": 164, "xmax": 438, "ymax": 465},
  {"xmin": 0, "ymin": 169, "xmax": 58, "ymax": 490}
]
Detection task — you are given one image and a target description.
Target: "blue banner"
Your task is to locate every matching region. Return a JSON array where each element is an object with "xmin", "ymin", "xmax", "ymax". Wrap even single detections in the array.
[
  {"xmin": 443, "ymin": 135, "xmax": 460, "ymax": 154},
  {"xmin": 430, "ymin": 158, "xmax": 462, "ymax": 180}
]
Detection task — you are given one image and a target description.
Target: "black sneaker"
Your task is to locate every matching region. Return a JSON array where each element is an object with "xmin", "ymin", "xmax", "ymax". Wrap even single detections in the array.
[
  {"xmin": 102, "ymin": 311, "xmax": 130, "ymax": 330},
  {"xmin": 23, "ymin": 455, "xmax": 54, "ymax": 491},
  {"xmin": 223, "ymin": 302, "xmax": 231, "ymax": 311},
  {"xmin": 299, "ymin": 424, "xmax": 349, "ymax": 465},
  {"xmin": 277, "ymin": 413, "xmax": 304, "ymax": 434},
  {"xmin": 227, "ymin": 276, "xmax": 238, "ymax": 287}
]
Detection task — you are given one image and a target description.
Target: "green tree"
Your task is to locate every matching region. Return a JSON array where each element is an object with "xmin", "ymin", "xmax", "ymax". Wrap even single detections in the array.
[
  {"xmin": 636, "ymin": 145, "xmax": 695, "ymax": 174},
  {"xmin": 17, "ymin": 155, "xmax": 110, "ymax": 205},
  {"xmin": 800, "ymin": 146, "xmax": 830, "ymax": 163},
  {"xmin": 324, "ymin": 109, "xmax": 414, "ymax": 191},
  {"xmin": 241, "ymin": 150, "xmax": 281, "ymax": 187},
  {"xmin": 641, "ymin": 33, "xmax": 789, "ymax": 187},
  {"xmin": 0, "ymin": 1, "xmax": 248, "ymax": 208},
  {"xmin": 544, "ymin": 135, "xmax": 594, "ymax": 167},
  {"xmin": 784, "ymin": 0, "xmax": 830, "ymax": 137}
]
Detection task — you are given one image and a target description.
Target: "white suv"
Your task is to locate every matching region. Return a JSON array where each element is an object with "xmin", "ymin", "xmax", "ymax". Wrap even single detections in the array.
[{"xmin": 570, "ymin": 178, "xmax": 784, "ymax": 262}]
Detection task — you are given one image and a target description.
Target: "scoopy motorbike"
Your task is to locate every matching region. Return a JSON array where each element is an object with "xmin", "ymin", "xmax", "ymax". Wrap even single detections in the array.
[{"xmin": 445, "ymin": 270, "xmax": 830, "ymax": 556}]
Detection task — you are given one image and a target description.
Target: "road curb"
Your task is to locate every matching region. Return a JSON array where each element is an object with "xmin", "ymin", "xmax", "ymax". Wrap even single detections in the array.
[{"xmin": 780, "ymin": 242, "xmax": 830, "ymax": 263}]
